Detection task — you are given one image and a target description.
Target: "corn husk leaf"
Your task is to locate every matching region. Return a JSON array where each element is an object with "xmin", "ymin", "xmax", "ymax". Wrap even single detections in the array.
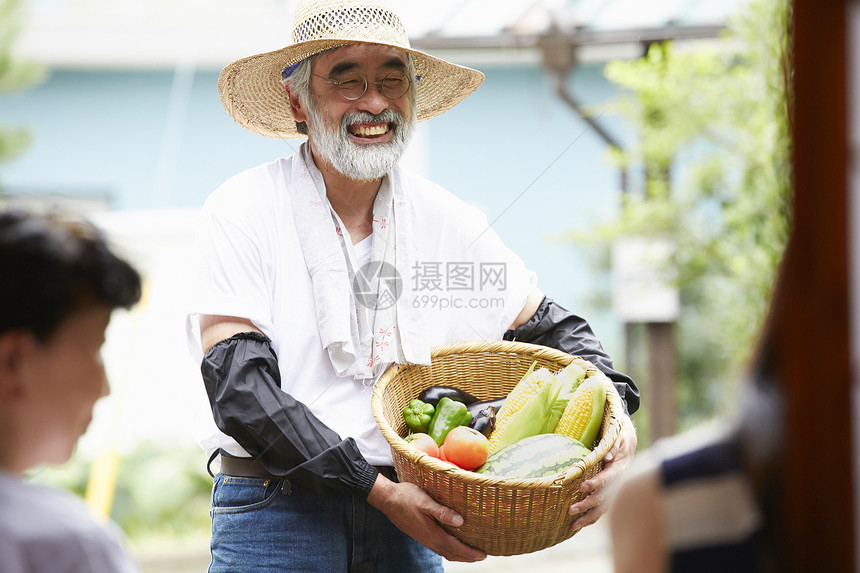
[{"xmin": 540, "ymin": 362, "xmax": 587, "ymax": 434}]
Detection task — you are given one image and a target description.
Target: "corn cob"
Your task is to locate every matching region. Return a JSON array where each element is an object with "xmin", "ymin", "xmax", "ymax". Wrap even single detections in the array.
[
  {"xmin": 554, "ymin": 377, "xmax": 606, "ymax": 448},
  {"xmin": 487, "ymin": 366, "xmax": 554, "ymax": 452}
]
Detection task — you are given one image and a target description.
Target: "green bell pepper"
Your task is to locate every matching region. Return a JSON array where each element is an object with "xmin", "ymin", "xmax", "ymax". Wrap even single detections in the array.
[
  {"xmin": 427, "ymin": 397, "xmax": 473, "ymax": 445},
  {"xmin": 403, "ymin": 399, "xmax": 435, "ymax": 433}
]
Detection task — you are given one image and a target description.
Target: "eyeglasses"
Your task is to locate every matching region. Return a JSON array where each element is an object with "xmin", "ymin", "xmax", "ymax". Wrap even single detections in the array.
[{"xmin": 312, "ymin": 71, "xmax": 412, "ymax": 101}]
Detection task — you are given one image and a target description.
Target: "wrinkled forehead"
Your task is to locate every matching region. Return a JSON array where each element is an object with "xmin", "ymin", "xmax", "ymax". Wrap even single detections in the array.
[{"xmin": 311, "ymin": 44, "xmax": 409, "ymax": 75}]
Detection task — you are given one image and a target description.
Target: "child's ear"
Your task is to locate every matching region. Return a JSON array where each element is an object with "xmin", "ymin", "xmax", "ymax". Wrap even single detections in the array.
[{"xmin": 0, "ymin": 331, "xmax": 31, "ymax": 401}]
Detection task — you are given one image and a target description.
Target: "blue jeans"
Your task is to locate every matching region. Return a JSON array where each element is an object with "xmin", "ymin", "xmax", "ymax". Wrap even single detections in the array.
[{"xmin": 208, "ymin": 473, "xmax": 444, "ymax": 572}]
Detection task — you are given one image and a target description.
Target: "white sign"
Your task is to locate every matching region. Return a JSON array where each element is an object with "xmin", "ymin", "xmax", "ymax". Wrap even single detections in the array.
[{"xmin": 612, "ymin": 236, "xmax": 680, "ymax": 323}]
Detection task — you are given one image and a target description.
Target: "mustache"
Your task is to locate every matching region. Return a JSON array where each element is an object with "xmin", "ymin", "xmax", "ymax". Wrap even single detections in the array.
[{"xmin": 340, "ymin": 109, "xmax": 404, "ymax": 132}]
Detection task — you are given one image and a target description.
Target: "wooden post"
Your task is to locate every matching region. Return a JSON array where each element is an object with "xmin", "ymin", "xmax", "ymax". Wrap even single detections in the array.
[
  {"xmin": 780, "ymin": 0, "xmax": 854, "ymax": 569},
  {"xmin": 646, "ymin": 321, "xmax": 676, "ymax": 442}
]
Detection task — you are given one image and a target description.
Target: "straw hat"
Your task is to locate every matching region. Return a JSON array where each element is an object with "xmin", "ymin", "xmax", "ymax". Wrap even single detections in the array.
[{"xmin": 218, "ymin": 0, "xmax": 485, "ymax": 139}]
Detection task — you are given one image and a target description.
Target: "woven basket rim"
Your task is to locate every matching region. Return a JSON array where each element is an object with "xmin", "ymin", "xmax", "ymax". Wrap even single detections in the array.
[{"xmin": 371, "ymin": 340, "xmax": 623, "ymax": 489}]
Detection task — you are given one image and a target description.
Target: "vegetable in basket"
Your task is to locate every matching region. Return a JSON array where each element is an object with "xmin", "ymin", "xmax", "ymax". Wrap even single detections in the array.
[
  {"xmin": 554, "ymin": 377, "xmax": 607, "ymax": 449},
  {"xmin": 402, "ymin": 399, "xmax": 435, "ymax": 433},
  {"xmin": 405, "ymin": 432, "xmax": 440, "ymax": 458},
  {"xmin": 540, "ymin": 361, "xmax": 586, "ymax": 433},
  {"xmin": 466, "ymin": 396, "xmax": 506, "ymax": 420},
  {"xmin": 487, "ymin": 361, "xmax": 585, "ymax": 453},
  {"xmin": 439, "ymin": 426, "xmax": 489, "ymax": 470},
  {"xmin": 468, "ymin": 403, "xmax": 498, "ymax": 437},
  {"xmin": 477, "ymin": 433, "xmax": 591, "ymax": 479},
  {"xmin": 466, "ymin": 397, "xmax": 505, "ymax": 437},
  {"xmin": 418, "ymin": 385, "xmax": 479, "ymax": 407},
  {"xmin": 427, "ymin": 397, "xmax": 472, "ymax": 445}
]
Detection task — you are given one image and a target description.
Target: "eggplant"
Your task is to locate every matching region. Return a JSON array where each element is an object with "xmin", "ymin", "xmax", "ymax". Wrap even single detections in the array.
[
  {"xmin": 466, "ymin": 397, "xmax": 506, "ymax": 437},
  {"xmin": 465, "ymin": 397, "xmax": 506, "ymax": 419},
  {"xmin": 417, "ymin": 385, "xmax": 479, "ymax": 407},
  {"xmin": 470, "ymin": 409, "xmax": 496, "ymax": 437}
]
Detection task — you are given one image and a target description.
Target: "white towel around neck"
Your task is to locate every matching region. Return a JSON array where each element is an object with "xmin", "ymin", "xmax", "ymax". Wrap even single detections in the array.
[{"xmin": 290, "ymin": 144, "xmax": 430, "ymax": 382}]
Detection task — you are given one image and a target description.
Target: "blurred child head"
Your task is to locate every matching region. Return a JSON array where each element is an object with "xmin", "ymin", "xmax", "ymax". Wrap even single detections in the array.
[{"xmin": 0, "ymin": 209, "xmax": 141, "ymax": 473}]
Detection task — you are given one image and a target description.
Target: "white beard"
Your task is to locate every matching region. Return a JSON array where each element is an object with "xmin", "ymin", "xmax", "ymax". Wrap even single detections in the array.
[{"xmin": 307, "ymin": 105, "xmax": 416, "ymax": 181}]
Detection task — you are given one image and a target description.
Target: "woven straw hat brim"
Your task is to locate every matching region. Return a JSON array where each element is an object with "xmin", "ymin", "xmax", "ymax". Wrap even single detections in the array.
[{"xmin": 218, "ymin": 39, "xmax": 485, "ymax": 139}]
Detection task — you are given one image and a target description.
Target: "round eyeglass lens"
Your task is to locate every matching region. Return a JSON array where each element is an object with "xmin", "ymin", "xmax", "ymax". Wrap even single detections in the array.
[{"xmin": 379, "ymin": 72, "xmax": 410, "ymax": 99}]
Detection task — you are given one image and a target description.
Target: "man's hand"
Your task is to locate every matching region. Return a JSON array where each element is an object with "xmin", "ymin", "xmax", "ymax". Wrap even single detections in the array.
[
  {"xmin": 568, "ymin": 412, "xmax": 638, "ymax": 531},
  {"xmin": 366, "ymin": 474, "xmax": 487, "ymax": 563}
]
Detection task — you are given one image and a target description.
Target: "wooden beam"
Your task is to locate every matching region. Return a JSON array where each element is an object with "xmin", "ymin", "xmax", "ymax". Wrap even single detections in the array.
[{"xmin": 781, "ymin": 0, "xmax": 854, "ymax": 570}]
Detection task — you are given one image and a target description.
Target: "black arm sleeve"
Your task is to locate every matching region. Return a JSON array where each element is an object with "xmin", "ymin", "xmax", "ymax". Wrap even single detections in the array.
[
  {"xmin": 200, "ymin": 331, "xmax": 379, "ymax": 498},
  {"xmin": 503, "ymin": 296, "xmax": 640, "ymax": 415}
]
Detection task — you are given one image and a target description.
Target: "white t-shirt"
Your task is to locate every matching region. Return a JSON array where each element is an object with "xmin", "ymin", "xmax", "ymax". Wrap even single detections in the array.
[
  {"xmin": 187, "ymin": 156, "xmax": 537, "ymax": 466},
  {"xmin": 0, "ymin": 471, "xmax": 139, "ymax": 573}
]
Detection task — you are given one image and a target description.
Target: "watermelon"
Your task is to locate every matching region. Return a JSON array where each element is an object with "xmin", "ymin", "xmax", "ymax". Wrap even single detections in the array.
[{"xmin": 476, "ymin": 433, "xmax": 591, "ymax": 479}]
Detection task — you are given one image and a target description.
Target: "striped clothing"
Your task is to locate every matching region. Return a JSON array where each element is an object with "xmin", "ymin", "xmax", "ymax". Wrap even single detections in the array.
[{"xmin": 659, "ymin": 434, "xmax": 764, "ymax": 572}]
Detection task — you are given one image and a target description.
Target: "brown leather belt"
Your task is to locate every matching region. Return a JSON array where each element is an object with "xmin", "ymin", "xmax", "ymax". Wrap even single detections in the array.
[{"xmin": 220, "ymin": 455, "xmax": 281, "ymax": 480}]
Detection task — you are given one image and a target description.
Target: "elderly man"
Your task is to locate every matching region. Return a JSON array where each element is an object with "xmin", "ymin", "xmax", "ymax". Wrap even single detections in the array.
[{"xmin": 187, "ymin": 0, "xmax": 639, "ymax": 571}]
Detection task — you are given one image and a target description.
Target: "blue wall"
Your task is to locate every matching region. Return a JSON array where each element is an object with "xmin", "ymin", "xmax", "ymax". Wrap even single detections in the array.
[
  {"xmin": 1, "ymin": 68, "xmax": 288, "ymax": 208},
  {"xmin": 428, "ymin": 63, "xmax": 632, "ymax": 314},
  {"xmin": 0, "ymin": 61, "xmax": 632, "ymax": 353}
]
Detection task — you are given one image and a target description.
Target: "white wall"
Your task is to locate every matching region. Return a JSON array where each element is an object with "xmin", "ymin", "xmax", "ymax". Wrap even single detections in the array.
[{"xmin": 78, "ymin": 209, "xmax": 207, "ymax": 456}]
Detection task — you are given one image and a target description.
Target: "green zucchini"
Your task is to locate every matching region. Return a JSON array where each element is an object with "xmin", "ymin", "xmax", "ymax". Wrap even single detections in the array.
[{"xmin": 476, "ymin": 433, "xmax": 591, "ymax": 479}]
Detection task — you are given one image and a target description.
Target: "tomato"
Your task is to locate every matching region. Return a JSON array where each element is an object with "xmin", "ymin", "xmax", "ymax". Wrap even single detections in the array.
[
  {"xmin": 406, "ymin": 432, "xmax": 440, "ymax": 458},
  {"xmin": 440, "ymin": 426, "xmax": 489, "ymax": 470}
]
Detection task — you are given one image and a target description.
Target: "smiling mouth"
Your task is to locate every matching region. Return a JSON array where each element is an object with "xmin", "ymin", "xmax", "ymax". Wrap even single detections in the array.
[{"xmin": 348, "ymin": 123, "xmax": 392, "ymax": 138}]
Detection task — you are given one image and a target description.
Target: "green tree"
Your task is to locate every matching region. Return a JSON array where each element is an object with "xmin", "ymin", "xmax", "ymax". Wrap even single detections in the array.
[
  {"xmin": 29, "ymin": 441, "xmax": 213, "ymax": 544},
  {"xmin": 0, "ymin": 0, "xmax": 47, "ymax": 170},
  {"xmin": 579, "ymin": 0, "xmax": 792, "ymax": 431}
]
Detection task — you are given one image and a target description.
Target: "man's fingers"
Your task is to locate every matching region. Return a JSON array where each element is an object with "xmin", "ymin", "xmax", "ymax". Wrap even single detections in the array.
[
  {"xmin": 579, "ymin": 465, "xmax": 614, "ymax": 493},
  {"xmin": 569, "ymin": 489, "xmax": 605, "ymax": 515},
  {"xmin": 570, "ymin": 490, "xmax": 610, "ymax": 530},
  {"xmin": 580, "ymin": 451, "xmax": 632, "ymax": 493},
  {"xmin": 571, "ymin": 504, "xmax": 607, "ymax": 531},
  {"xmin": 388, "ymin": 483, "xmax": 485, "ymax": 562},
  {"xmin": 435, "ymin": 533, "xmax": 487, "ymax": 563},
  {"xmin": 430, "ymin": 504, "xmax": 464, "ymax": 528},
  {"xmin": 421, "ymin": 516, "xmax": 486, "ymax": 562},
  {"xmin": 605, "ymin": 434, "xmax": 626, "ymax": 462},
  {"xmin": 566, "ymin": 414, "xmax": 638, "ymax": 532},
  {"xmin": 425, "ymin": 504, "xmax": 485, "ymax": 561}
]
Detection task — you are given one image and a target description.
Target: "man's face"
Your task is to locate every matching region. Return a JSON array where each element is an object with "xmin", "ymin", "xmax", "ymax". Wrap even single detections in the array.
[
  {"xmin": 22, "ymin": 305, "xmax": 112, "ymax": 467},
  {"xmin": 303, "ymin": 44, "xmax": 417, "ymax": 181}
]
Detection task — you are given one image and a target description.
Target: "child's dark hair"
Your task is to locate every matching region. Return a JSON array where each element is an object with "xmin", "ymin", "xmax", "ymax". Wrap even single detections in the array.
[{"xmin": 0, "ymin": 209, "xmax": 142, "ymax": 340}]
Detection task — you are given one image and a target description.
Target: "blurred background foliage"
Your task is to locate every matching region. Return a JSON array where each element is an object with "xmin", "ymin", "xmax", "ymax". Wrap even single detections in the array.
[
  {"xmin": 28, "ymin": 442, "xmax": 212, "ymax": 548},
  {"xmin": 572, "ymin": 0, "xmax": 792, "ymax": 438},
  {"xmin": 0, "ymin": 0, "xmax": 46, "ymax": 167}
]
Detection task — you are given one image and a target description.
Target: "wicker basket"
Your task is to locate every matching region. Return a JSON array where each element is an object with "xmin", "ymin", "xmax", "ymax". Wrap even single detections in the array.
[{"xmin": 371, "ymin": 340, "xmax": 623, "ymax": 556}]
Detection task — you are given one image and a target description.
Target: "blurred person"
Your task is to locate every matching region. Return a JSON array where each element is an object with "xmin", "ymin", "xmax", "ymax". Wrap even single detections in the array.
[
  {"xmin": 186, "ymin": 0, "xmax": 640, "ymax": 570},
  {"xmin": 608, "ymin": 252, "xmax": 790, "ymax": 573},
  {"xmin": 0, "ymin": 209, "xmax": 142, "ymax": 573}
]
